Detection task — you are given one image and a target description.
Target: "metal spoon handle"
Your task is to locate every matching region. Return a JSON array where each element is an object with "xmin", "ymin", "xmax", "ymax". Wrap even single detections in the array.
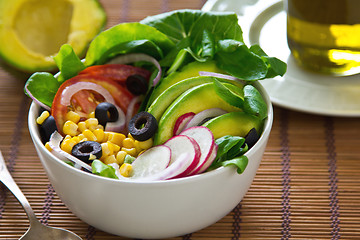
[{"xmin": 0, "ymin": 151, "xmax": 38, "ymax": 224}]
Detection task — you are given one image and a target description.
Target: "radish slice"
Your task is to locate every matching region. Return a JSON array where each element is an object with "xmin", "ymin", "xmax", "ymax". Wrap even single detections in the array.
[
  {"xmin": 173, "ymin": 112, "xmax": 195, "ymax": 136},
  {"xmin": 48, "ymin": 131, "xmax": 92, "ymax": 172},
  {"xmin": 197, "ymin": 143, "xmax": 218, "ymax": 174},
  {"xmin": 179, "ymin": 126, "xmax": 217, "ymax": 175},
  {"xmin": 184, "ymin": 108, "xmax": 227, "ymax": 130},
  {"xmin": 134, "ymin": 153, "xmax": 190, "ymax": 181},
  {"xmin": 106, "ymin": 53, "xmax": 162, "ymax": 86},
  {"xmin": 131, "ymin": 145, "xmax": 171, "ymax": 179},
  {"xmin": 60, "ymin": 81, "xmax": 115, "ymax": 106},
  {"xmin": 104, "ymin": 105, "xmax": 126, "ymax": 133},
  {"xmin": 164, "ymin": 135, "xmax": 201, "ymax": 178}
]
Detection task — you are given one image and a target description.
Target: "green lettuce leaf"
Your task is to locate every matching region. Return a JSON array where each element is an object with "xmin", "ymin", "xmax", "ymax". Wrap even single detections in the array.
[
  {"xmin": 141, "ymin": 10, "xmax": 286, "ymax": 80},
  {"xmin": 209, "ymin": 135, "xmax": 249, "ymax": 173},
  {"xmin": 24, "ymin": 72, "xmax": 61, "ymax": 107},
  {"xmin": 213, "ymin": 79, "xmax": 244, "ymax": 108},
  {"xmin": 243, "ymin": 85, "xmax": 268, "ymax": 120},
  {"xmin": 92, "ymin": 160, "xmax": 119, "ymax": 179},
  {"xmin": 53, "ymin": 44, "xmax": 86, "ymax": 83},
  {"xmin": 141, "ymin": 10, "xmax": 243, "ymax": 70},
  {"xmin": 85, "ymin": 22, "xmax": 175, "ymax": 66}
]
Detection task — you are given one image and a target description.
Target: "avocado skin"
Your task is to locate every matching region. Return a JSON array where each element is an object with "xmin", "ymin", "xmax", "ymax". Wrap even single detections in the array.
[{"xmin": 202, "ymin": 111, "xmax": 262, "ymax": 139}]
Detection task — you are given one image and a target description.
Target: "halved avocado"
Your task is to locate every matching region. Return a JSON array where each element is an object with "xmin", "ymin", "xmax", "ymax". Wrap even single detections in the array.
[{"xmin": 0, "ymin": 0, "xmax": 106, "ymax": 72}]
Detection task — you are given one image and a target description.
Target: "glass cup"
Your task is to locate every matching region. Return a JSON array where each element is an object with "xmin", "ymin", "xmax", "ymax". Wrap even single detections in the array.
[{"xmin": 285, "ymin": 0, "xmax": 360, "ymax": 76}]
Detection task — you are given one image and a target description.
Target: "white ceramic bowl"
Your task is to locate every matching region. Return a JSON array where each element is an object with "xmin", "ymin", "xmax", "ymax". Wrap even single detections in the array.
[{"xmin": 28, "ymin": 81, "xmax": 273, "ymax": 239}]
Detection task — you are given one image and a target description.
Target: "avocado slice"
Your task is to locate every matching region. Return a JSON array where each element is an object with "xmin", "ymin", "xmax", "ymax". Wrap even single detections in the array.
[
  {"xmin": 154, "ymin": 82, "xmax": 241, "ymax": 145},
  {"xmin": 147, "ymin": 76, "xmax": 244, "ymax": 121},
  {"xmin": 148, "ymin": 76, "xmax": 218, "ymax": 120},
  {"xmin": 0, "ymin": 0, "xmax": 106, "ymax": 72},
  {"xmin": 148, "ymin": 60, "xmax": 225, "ymax": 105},
  {"xmin": 202, "ymin": 111, "xmax": 263, "ymax": 139}
]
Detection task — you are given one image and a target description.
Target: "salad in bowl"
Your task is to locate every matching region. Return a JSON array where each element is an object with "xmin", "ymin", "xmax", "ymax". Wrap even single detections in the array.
[{"xmin": 26, "ymin": 9, "xmax": 285, "ymax": 238}]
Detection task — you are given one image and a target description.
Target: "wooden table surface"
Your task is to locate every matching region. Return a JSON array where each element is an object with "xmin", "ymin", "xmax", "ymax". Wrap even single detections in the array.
[{"xmin": 1, "ymin": 0, "xmax": 360, "ymax": 239}]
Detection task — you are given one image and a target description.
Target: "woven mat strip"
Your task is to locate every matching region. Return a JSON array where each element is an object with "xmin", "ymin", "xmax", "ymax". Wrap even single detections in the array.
[
  {"xmin": 325, "ymin": 118, "xmax": 341, "ymax": 240},
  {"xmin": 0, "ymin": 95, "xmax": 29, "ymax": 219},
  {"xmin": 280, "ymin": 109, "xmax": 291, "ymax": 239}
]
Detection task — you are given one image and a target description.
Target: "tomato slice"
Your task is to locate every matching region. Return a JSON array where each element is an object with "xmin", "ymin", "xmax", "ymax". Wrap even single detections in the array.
[
  {"xmin": 78, "ymin": 64, "xmax": 151, "ymax": 83},
  {"xmin": 52, "ymin": 74, "xmax": 134, "ymax": 135}
]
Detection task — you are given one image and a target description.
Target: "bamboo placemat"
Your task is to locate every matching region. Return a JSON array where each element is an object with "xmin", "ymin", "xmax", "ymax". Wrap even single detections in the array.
[{"xmin": 1, "ymin": 0, "xmax": 360, "ymax": 239}]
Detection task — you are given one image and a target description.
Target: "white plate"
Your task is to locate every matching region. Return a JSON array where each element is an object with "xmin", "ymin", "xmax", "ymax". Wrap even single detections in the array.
[{"xmin": 203, "ymin": 0, "xmax": 360, "ymax": 117}]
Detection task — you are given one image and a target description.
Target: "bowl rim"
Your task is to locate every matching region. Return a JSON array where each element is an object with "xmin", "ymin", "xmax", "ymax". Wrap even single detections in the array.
[{"xmin": 28, "ymin": 80, "xmax": 273, "ymax": 185}]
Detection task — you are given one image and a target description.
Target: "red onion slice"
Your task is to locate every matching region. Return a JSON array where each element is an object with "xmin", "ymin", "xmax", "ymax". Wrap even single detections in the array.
[
  {"xmin": 106, "ymin": 53, "xmax": 162, "ymax": 86},
  {"xmin": 24, "ymin": 82, "xmax": 51, "ymax": 111},
  {"xmin": 48, "ymin": 131, "xmax": 93, "ymax": 172},
  {"xmin": 60, "ymin": 81, "xmax": 115, "ymax": 107},
  {"xmin": 184, "ymin": 108, "xmax": 228, "ymax": 130},
  {"xmin": 125, "ymin": 96, "xmax": 142, "ymax": 127},
  {"xmin": 105, "ymin": 105, "xmax": 126, "ymax": 133},
  {"xmin": 199, "ymin": 71, "xmax": 245, "ymax": 84}
]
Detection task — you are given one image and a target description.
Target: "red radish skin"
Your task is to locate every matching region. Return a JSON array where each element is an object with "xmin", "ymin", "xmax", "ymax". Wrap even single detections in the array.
[
  {"xmin": 131, "ymin": 145, "xmax": 171, "ymax": 178},
  {"xmin": 173, "ymin": 112, "xmax": 195, "ymax": 135},
  {"xmin": 179, "ymin": 126, "xmax": 217, "ymax": 175},
  {"xmin": 197, "ymin": 144, "xmax": 218, "ymax": 174},
  {"xmin": 164, "ymin": 135, "xmax": 201, "ymax": 178}
]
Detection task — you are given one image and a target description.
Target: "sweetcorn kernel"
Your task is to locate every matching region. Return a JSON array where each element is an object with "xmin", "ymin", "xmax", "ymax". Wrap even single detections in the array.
[
  {"xmin": 36, "ymin": 111, "xmax": 50, "ymax": 125},
  {"xmin": 107, "ymin": 141, "xmax": 120, "ymax": 153},
  {"xmin": 115, "ymin": 151, "xmax": 127, "ymax": 165},
  {"xmin": 88, "ymin": 111, "xmax": 95, "ymax": 118},
  {"xmin": 82, "ymin": 129, "xmax": 97, "ymax": 141},
  {"xmin": 78, "ymin": 133, "xmax": 87, "ymax": 141},
  {"xmin": 102, "ymin": 154, "xmax": 117, "ymax": 164},
  {"xmin": 71, "ymin": 136, "xmax": 81, "ymax": 144},
  {"xmin": 66, "ymin": 111, "xmax": 80, "ymax": 123},
  {"xmin": 63, "ymin": 135, "xmax": 72, "ymax": 141},
  {"xmin": 101, "ymin": 142, "xmax": 112, "ymax": 156},
  {"xmin": 121, "ymin": 147, "xmax": 137, "ymax": 156},
  {"xmin": 93, "ymin": 129, "xmax": 105, "ymax": 142},
  {"xmin": 122, "ymin": 138, "xmax": 135, "ymax": 148},
  {"xmin": 85, "ymin": 118, "xmax": 99, "ymax": 131},
  {"xmin": 77, "ymin": 122, "xmax": 87, "ymax": 133},
  {"xmin": 127, "ymin": 133, "xmax": 135, "ymax": 140},
  {"xmin": 119, "ymin": 163, "xmax": 133, "ymax": 177},
  {"xmin": 60, "ymin": 138, "xmax": 77, "ymax": 154},
  {"xmin": 107, "ymin": 132, "xmax": 125, "ymax": 146},
  {"xmin": 45, "ymin": 142, "xmax": 52, "ymax": 152},
  {"xmin": 63, "ymin": 120, "xmax": 78, "ymax": 136},
  {"xmin": 137, "ymin": 138, "xmax": 153, "ymax": 150}
]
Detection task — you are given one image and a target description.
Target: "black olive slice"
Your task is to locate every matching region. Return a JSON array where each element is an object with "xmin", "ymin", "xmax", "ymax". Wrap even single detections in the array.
[
  {"xmin": 39, "ymin": 115, "xmax": 57, "ymax": 144},
  {"xmin": 128, "ymin": 111, "xmax": 158, "ymax": 141},
  {"xmin": 95, "ymin": 102, "xmax": 119, "ymax": 127},
  {"xmin": 244, "ymin": 128, "xmax": 259, "ymax": 148},
  {"xmin": 126, "ymin": 74, "xmax": 148, "ymax": 96},
  {"xmin": 71, "ymin": 141, "xmax": 102, "ymax": 164}
]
